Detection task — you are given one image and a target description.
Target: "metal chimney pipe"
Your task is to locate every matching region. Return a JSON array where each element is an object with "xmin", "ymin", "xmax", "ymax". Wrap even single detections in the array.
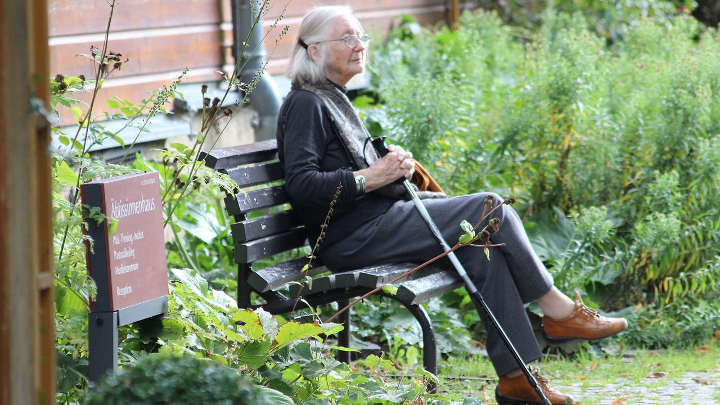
[{"xmin": 231, "ymin": 0, "xmax": 282, "ymax": 141}]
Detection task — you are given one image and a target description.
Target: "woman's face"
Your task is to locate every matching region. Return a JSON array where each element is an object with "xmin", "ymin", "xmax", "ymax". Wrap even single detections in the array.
[{"xmin": 317, "ymin": 15, "xmax": 366, "ymax": 87}]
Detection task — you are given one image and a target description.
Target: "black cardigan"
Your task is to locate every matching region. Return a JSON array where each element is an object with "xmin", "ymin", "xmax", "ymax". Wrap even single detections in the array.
[{"xmin": 275, "ymin": 86, "xmax": 396, "ymax": 248}]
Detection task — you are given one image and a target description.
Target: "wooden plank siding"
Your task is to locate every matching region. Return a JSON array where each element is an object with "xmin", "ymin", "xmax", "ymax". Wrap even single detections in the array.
[{"xmin": 48, "ymin": 0, "xmax": 449, "ymax": 126}]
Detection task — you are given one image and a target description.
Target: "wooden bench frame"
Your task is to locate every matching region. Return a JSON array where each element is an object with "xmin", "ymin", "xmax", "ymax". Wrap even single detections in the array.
[{"xmin": 203, "ymin": 139, "xmax": 463, "ymax": 388}]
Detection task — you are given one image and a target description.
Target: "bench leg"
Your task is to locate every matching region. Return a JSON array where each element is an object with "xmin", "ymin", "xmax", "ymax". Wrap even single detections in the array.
[
  {"xmin": 336, "ymin": 298, "xmax": 352, "ymax": 364},
  {"xmin": 237, "ymin": 263, "xmax": 252, "ymax": 308},
  {"xmin": 403, "ymin": 303, "xmax": 438, "ymax": 393}
]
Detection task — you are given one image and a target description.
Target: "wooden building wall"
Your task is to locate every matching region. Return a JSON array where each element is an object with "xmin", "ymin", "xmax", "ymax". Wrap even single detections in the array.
[{"xmin": 48, "ymin": 0, "xmax": 449, "ymax": 126}]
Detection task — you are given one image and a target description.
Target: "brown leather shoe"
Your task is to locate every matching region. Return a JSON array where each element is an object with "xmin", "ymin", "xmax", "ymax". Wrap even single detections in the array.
[
  {"xmin": 542, "ymin": 291, "xmax": 628, "ymax": 344},
  {"xmin": 495, "ymin": 366, "xmax": 575, "ymax": 405}
]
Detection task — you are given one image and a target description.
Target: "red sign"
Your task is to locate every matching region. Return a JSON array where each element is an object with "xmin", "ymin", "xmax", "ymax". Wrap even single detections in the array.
[{"xmin": 83, "ymin": 172, "xmax": 169, "ymax": 311}]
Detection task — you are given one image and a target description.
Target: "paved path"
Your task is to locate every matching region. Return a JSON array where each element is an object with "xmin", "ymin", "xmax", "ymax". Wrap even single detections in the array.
[
  {"xmin": 558, "ymin": 370, "xmax": 720, "ymax": 404},
  {"xmin": 440, "ymin": 369, "xmax": 720, "ymax": 404}
]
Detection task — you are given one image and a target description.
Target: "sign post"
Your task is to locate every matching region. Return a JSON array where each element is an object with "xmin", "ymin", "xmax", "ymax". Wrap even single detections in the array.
[{"xmin": 82, "ymin": 172, "xmax": 169, "ymax": 383}]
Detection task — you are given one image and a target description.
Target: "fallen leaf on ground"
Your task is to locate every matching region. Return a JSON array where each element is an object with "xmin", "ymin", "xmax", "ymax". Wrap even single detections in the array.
[
  {"xmin": 694, "ymin": 344, "xmax": 711, "ymax": 353},
  {"xmin": 694, "ymin": 378, "xmax": 710, "ymax": 385},
  {"xmin": 610, "ymin": 395, "xmax": 631, "ymax": 405},
  {"xmin": 646, "ymin": 371, "xmax": 666, "ymax": 378}
]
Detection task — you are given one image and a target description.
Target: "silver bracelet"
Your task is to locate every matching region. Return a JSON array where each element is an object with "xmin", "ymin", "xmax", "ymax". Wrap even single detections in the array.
[{"xmin": 354, "ymin": 174, "xmax": 366, "ymax": 194}]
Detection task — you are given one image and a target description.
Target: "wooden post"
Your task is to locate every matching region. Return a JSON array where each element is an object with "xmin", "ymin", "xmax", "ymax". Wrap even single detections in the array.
[
  {"xmin": 0, "ymin": 0, "xmax": 55, "ymax": 403},
  {"xmin": 449, "ymin": 0, "xmax": 460, "ymax": 29}
]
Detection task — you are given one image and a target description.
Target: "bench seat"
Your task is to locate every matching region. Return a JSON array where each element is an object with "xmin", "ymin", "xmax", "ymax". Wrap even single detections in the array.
[{"xmin": 203, "ymin": 140, "xmax": 463, "ymax": 391}]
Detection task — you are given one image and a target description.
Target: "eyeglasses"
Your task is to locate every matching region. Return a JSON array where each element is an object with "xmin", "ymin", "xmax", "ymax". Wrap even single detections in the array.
[{"xmin": 315, "ymin": 34, "xmax": 371, "ymax": 48}]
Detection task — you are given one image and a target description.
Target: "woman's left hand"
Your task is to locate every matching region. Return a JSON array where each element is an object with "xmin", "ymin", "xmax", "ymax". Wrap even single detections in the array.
[{"xmin": 386, "ymin": 145, "xmax": 415, "ymax": 179}]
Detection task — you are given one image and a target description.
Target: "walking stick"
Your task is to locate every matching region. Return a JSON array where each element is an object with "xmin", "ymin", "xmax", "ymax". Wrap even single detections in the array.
[{"xmin": 372, "ymin": 137, "xmax": 552, "ymax": 405}]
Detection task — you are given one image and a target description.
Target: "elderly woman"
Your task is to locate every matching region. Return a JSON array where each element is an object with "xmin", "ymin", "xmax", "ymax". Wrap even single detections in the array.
[{"xmin": 276, "ymin": 6, "xmax": 626, "ymax": 405}]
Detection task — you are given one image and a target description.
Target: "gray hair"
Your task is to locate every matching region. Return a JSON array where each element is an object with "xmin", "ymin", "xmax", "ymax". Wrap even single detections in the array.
[{"xmin": 287, "ymin": 6, "xmax": 361, "ymax": 87}]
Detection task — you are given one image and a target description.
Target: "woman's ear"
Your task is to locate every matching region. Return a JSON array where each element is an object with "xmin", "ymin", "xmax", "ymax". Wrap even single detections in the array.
[{"xmin": 308, "ymin": 44, "xmax": 320, "ymax": 64}]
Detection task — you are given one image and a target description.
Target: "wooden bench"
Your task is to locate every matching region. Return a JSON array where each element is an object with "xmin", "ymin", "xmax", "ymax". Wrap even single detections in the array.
[{"xmin": 202, "ymin": 139, "xmax": 463, "ymax": 386}]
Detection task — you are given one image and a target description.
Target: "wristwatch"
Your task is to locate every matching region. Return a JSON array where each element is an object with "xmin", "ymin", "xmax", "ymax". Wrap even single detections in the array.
[{"xmin": 354, "ymin": 174, "xmax": 366, "ymax": 194}]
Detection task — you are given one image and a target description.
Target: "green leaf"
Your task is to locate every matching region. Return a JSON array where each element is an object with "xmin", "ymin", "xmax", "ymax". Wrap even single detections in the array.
[
  {"xmin": 106, "ymin": 99, "xmax": 120, "ymax": 109},
  {"xmin": 64, "ymin": 76, "xmax": 83, "ymax": 86},
  {"xmin": 72, "ymin": 139, "xmax": 83, "ymax": 151},
  {"xmin": 56, "ymin": 286, "xmax": 86, "ymax": 315},
  {"xmin": 381, "ymin": 284, "xmax": 398, "ymax": 295},
  {"xmin": 255, "ymin": 385, "xmax": 294, "ymax": 405},
  {"xmin": 55, "ymin": 161, "xmax": 79, "ymax": 186},
  {"xmin": 70, "ymin": 106, "xmax": 86, "ymax": 126},
  {"xmin": 459, "ymin": 232, "xmax": 474, "ymax": 244},
  {"xmin": 111, "ymin": 134, "xmax": 125, "ymax": 148},
  {"xmin": 236, "ymin": 339, "xmax": 272, "ymax": 369},
  {"xmin": 484, "ymin": 247, "xmax": 490, "ymax": 261},
  {"xmin": 460, "ymin": 220, "xmax": 474, "ymax": 233},
  {"xmin": 175, "ymin": 203, "xmax": 223, "ymax": 244},
  {"xmin": 170, "ymin": 142, "xmax": 188, "ymax": 152},
  {"xmin": 273, "ymin": 322, "xmax": 325, "ymax": 352},
  {"xmin": 233, "ymin": 310, "xmax": 265, "ymax": 340},
  {"xmin": 323, "ymin": 323, "xmax": 344, "ymax": 336},
  {"xmin": 131, "ymin": 154, "xmax": 156, "ymax": 172},
  {"xmin": 171, "ymin": 268, "xmax": 209, "ymax": 297},
  {"xmin": 256, "ymin": 308, "xmax": 279, "ymax": 338},
  {"xmin": 352, "ymin": 95, "xmax": 376, "ymax": 108}
]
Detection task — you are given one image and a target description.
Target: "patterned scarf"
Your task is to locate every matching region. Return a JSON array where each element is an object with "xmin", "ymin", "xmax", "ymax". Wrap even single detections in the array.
[{"xmin": 300, "ymin": 80, "xmax": 445, "ymax": 200}]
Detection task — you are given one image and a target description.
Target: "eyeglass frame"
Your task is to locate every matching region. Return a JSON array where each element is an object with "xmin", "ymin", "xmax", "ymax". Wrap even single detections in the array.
[{"xmin": 303, "ymin": 34, "xmax": 371, "ymax": 49}]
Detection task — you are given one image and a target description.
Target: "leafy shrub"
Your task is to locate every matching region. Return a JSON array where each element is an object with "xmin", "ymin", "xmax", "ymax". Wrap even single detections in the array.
[
  {"xmin": 474, "ymin": 0, "xmax": 690, "ymax": 42},
  {"xmin": 83, "ymin": 354, "xmax": 291, "ymax": 405},
  {"xmin": 364, "ymin": 10, "xmax": 720, "ymax": 348}
]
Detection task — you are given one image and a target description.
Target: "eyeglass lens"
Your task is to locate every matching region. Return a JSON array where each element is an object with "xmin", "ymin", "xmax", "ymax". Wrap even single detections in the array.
[{"xmin": 344, "ymin": 34, "xmax": 370, "ymax": 48}]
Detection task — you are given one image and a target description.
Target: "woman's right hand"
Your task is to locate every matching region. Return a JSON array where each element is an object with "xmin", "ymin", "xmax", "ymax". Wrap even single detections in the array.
[{"xmin": 355, "ymin": 145, "xmax": 415, "ymax": 193}]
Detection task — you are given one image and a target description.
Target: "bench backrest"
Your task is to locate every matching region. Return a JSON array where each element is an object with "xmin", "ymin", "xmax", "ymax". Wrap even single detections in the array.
[{"xmin": 202, "ymin": 139, "xmax": 314, "ymax": 306}]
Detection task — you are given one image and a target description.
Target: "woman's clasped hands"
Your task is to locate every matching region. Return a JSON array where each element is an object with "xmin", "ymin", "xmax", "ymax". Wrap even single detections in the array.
[{"xmin": 355, "ymin": 144, "xmax": 415, "ymax": 193}]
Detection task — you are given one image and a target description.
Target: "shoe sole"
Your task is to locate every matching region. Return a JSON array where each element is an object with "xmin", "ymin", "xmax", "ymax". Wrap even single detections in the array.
[
  {"xmin": 495, "ymin": 387, "xmax": 573, "ymax": 405},
  {"xmin": 541, "ymin": 326, "xmax": 624, "ymax": 345}
]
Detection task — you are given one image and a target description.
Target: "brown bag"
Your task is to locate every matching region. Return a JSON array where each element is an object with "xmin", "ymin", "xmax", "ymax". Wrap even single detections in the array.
[{"xmin": 411, "ymin": 160, "xmax": 444, "ymax": 193}]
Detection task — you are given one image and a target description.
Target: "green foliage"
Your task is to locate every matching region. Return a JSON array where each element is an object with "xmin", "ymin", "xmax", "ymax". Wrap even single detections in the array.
[
  {"xmin": 350, "ymin": 295, "xmax": 479, "ymax": 356},
  {"xmin": 365, "ymin": 10, "xmax": 720, "ymax": 348},
  {"xmin": 83, "ymin": 354, "xmax": 292, "ymax": 405},
  {"xmin": 475, "ymin": 0, "xmax": 690, "ymax": 43},
  {"xmin": 623, "ymin": 295, "xmax": 720, "ymax": 348}
]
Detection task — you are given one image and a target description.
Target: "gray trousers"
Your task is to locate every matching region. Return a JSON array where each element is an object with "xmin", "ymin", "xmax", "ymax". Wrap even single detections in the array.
[{"xmin": 319, "ymin": 192, "xmax": 554, "ymax": 376}]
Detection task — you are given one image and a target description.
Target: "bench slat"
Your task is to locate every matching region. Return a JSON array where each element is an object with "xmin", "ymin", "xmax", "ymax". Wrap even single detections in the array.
[
  {"xmin": 354, "ymin": 263, "xmax": 446, "ymax": 288},
  {"xmin": 224, "ymin": 185, "xmax": 289, "ymax": 216},
  {"xmin": 292, "ymin": 266, "xmax": 399, "ymax": 297},
  {"xmin": 231, "ymin": 211, "xmax": 300, "ymax": 243},
  {"xmin": 288, "ymin": 272, "xmax": 344, "ymax": 296},
  {"xmin": 236, "ymin": 229, "xmax": 308, "ymax": 263},
  {"xmin": 202, "ymin": 139, "xmax": 278, "ymax": 170},
  {"xmin": 395, "ymin": 271, "xmax": 463, "ymax": 306},
  {"xmin": 248, "ymin": 257, "xmax": 326, "ymax": 293},
  {"xmin": 287, "ymin": 263, "xmax": 434, "ymax": 297},
  {"xmin": 225, "ymin": 161, "xmax": 284, "ymax": 188}
]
